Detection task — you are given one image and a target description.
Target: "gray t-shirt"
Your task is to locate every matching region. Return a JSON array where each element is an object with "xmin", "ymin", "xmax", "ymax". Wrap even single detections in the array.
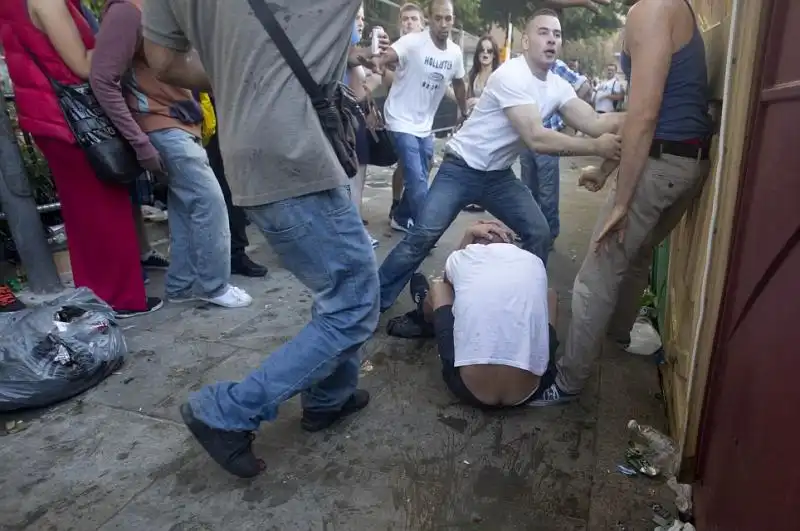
[{"xmin": 142, "ymin": 0, "xmax": 358, "ymax": 207}]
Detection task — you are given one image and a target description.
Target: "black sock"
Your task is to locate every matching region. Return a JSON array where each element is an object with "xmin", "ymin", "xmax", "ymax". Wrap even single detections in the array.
[{"xmin": 409, "ymin": 273, "xmax": 430, "ymax": 315}]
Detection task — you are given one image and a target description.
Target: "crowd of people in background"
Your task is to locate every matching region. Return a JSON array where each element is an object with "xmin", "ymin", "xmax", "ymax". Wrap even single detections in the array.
[{"xmin": 0, "ymin": 0, "xmax": 711, "ymax": 482}]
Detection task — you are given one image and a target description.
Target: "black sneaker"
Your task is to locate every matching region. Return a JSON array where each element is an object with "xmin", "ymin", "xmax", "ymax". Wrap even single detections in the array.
[
  {"xmin": 386, "ymin": 310, "xmax": 435, "ymax": 339},
  {"xmin": 180, "ymin": 403, "xmax": 264, "ymax": 478},
  {"xmin": 301, "ymin": 389, "xmax": 370, "ymax": 432},
  {"xmin": 116, "ymin": 296, "xmax": 164, "ymax": 319},
  {"xmin": 141, "ymin": 250, "xmax": 170, "ymax": 270},
  {"xmin": 0, "ymin": 285, "xmax": 25, "ymax": 312},
  {"xmin": 231, "ymin": 254, "xmax": 268, "ymax": 278}
]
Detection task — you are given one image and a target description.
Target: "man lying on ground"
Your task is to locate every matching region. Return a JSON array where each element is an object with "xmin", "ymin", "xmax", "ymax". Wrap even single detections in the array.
[{"xmin": 388, "ymin": 220, "xmax": 558, "ymax": 408}]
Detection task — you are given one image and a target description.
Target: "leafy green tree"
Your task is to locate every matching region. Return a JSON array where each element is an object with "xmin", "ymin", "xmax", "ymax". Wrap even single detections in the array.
[{"xmin": 479, "ymin": 0, "xmax": 625, "ymax": 41}]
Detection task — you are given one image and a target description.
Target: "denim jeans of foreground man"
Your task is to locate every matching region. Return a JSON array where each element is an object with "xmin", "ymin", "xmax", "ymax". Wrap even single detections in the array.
[
  {"xmin": 188, "ymin": 187, "xmax": 380, "ymax": 431},
  {"xmin": 148, "ymin": 128, "xmax": 231, "ymax": 299},
  {"xmin": 520, "ymin": 150, "xmax": 561, "ymax": 248},
  {"xmin": 378, "ymin": 154, "xmax": 551, "ymax": 311},
  {"xmin": 390, "ymin": 131, "xmax": 435, "ymax": 229}
]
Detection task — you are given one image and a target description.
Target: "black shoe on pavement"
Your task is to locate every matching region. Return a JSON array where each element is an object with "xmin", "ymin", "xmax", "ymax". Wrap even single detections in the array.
[
  {"xmin": 301, "ymin": 389, "xmax": 370, "ymax": 433},
  {"xmin": 0, "ymin": 285, "xmax": 26, "ymax": 312},
  {"xmin": 232, "ymin": 254, "xmax": 268, "ymax": 278},
  {"xmin": 141, "ymin": 250, "xmax": 170, "ymax": 270},
  {"xmin": 116, "ymin": 296, "xmax": 163, "ymax": 319},
  {"xmin": 180, "ymin": 402, "xmax": 265, "ymax": 478}
]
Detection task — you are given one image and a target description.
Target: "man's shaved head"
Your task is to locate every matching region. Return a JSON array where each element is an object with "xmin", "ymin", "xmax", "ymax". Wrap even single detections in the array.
[
  {"xmin": 522, "ymin": 8, "xmax": 563, "ymax": 74},
  {"xmin": 428, "ymin": 0, "xmax": 454, "ymax": 46},
  {"xmin": 429, "ymin": 0, "xmax": 454, "ymax": 15}
]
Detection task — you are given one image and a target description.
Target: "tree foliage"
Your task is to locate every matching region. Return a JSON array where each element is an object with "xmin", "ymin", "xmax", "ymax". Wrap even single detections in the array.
[{"xmin": 478, "ymin": 0, "xmax": 624, "ymax": 41}]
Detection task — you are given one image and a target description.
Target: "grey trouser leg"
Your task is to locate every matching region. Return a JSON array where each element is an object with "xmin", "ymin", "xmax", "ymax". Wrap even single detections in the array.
[{"xmin": 557, "ymin": 155, "xmax": 710, "ymax": 394}]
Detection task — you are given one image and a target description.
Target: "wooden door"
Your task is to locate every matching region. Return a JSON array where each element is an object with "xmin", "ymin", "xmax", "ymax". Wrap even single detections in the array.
[{"xmin": 694, "ymin": 1, "xmax": 800, "ymax": 529}]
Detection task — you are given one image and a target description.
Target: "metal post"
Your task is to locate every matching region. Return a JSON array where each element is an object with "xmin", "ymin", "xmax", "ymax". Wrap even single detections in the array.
[{"xmin": 0, "ymin": 95, "xmax": 62, "ymax": 293}]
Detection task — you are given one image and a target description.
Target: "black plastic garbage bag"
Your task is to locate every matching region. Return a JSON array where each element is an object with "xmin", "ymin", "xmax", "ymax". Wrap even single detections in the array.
[{"xmin": 0, "ymin": 287, "xmax": 127, "ymax": 412}]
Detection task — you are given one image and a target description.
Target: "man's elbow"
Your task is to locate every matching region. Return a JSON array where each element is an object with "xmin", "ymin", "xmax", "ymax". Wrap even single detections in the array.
[
  {"xmin": 142, "ymin": 40, "xmax": 173, "ymax": 78},
  {"xmin": 527, "ymin": 130, "xmax": 556, "ymax": 154}
]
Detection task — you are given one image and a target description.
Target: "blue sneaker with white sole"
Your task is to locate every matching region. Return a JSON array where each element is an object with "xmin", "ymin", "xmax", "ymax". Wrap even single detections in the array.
[{"xmin": 528, "ymin": 382, "xmax": 580, "ymax": 407}]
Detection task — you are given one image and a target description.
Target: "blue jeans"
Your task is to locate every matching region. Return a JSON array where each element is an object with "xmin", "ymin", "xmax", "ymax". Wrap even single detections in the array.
[
  {"xmin": 378, "ymin": 155, "xmax": 551, "ymax": 311},
  {"xmin": 189, "ymin": 187, "xmax": 380, "ymax": 431},
  {"xmin": 390, "ymin": 131, "xmax": 434, "ymax": 227},
  {"xmin": 520, "ymin": 151, "xmax": 560, "ymax": 243},
  {"xmin": 149, "ymin": 128, "xmax": 230, "ymax": 298}
]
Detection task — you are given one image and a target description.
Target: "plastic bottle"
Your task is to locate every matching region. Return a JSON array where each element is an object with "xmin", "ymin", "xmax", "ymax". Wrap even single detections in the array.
[{"xmin": 627, "ymin": 419, "xmax": 679, "ymax": 476}]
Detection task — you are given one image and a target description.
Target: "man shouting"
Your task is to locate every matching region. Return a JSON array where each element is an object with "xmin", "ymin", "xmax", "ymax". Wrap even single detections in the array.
[
  {"xmin": 378, "ymin": 8, "xmax": 623, "ymax": 313},
  {"xmin": 533, "ymin": 0, "xmax": 713, "ymax": 406}
]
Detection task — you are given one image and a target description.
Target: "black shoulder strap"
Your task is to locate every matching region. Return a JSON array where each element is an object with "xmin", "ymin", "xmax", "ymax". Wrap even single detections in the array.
[{"xmin": 246, "ymin": 0, "xmax": 322, "ymax": 100}]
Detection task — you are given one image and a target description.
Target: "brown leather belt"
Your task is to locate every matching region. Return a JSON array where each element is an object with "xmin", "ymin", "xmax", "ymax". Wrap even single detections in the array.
[{"xmin": 649, "ymin": 139, "xmax": 711, "ymax": 160}]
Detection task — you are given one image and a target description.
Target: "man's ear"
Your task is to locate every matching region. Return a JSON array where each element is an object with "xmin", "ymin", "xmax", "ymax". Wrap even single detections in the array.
[{"xmin": 521, "ymin": 32, "xmax": 530, "ymax": 52}]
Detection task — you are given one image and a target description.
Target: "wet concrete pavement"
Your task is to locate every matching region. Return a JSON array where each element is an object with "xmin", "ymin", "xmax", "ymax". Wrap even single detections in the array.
[{"xmin": 0, "ymin": 155, "xmax": 673, "ymax": 530}]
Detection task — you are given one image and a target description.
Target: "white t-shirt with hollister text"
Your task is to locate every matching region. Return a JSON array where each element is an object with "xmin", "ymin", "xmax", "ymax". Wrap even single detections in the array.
[
  {"xmin": 384, "ymin": 31, "xmax": 465, "ymax": 138},
  {"xmin": 447, "ymin": 56, "xmax": 577, "ymax": 171},
  {"xmin": 445, "ymin": 243, "xmax": 550, "ymax": 376}
]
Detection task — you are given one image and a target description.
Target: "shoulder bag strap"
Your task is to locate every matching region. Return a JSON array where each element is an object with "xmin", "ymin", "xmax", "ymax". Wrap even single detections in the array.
[{"xmin": 246, "ymin": 0, "xmax": 323, "ymax": 101}]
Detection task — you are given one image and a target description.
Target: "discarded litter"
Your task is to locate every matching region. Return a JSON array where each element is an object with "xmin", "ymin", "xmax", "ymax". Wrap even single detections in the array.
[
  {"xmin": 626, "ymin": 316, "xmax": 663, "ymax": 355},
  {"xmin": 651, "ymin": 503, "xmax": 673, "ymax": 527},
  {"xmin": 625, "ymin": 446, "xmax": 659, "ymax": 477},
  {"xmin": 628, "ymin": 419, "xmax": 678, "ymax": 478},
  {"xmin": 617, "ymin": 464, "xmax": 637, "ymax": 476},
  {"xmin": 0, "ymin": 287, "xmax": 127, "ymax": 411}
]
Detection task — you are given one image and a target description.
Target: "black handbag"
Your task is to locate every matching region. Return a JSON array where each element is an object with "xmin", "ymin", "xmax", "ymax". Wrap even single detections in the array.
[
  {"xmin": 362, "ymin": 95, "xmax": 397, "ymax": 167},
  {"xmin": 22, "ymin": 45, "xmax": 142, "ymax": 185},
  {"xmin": 248, "ymin": 0, "xmax": 360, "ymax": 177}
]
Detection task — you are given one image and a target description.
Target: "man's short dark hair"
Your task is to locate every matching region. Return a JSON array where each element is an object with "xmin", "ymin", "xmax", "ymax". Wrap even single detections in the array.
[
  {"xmin": 529, "ymin": 7, "xmax": 560, "ymax": 20},
  {"xmin": 526, "ymin": 8, "xmax": 560, "ymax": 30}
]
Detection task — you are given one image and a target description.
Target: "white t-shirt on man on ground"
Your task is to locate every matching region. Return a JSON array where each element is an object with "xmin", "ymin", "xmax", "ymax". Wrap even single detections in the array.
[
  {"xmin": 445, "ymin": 242, "xmax": 550, "ymax": 376},
  {"xmin": 447, "ymin": 55, "xmax": 577, "ymax": 171},
  {"xmin": 384, "ymin": 30, "xmax": 465, "ymax": 138}
]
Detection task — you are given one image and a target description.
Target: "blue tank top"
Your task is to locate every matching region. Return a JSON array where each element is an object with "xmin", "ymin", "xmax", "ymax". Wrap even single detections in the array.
[{"xmin": 620, "ymin": 0, "xmax": 712, "ymax": 141}]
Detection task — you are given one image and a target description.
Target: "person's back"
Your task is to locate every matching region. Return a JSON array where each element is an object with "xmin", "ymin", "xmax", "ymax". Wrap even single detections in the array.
[
  {"xmin": 143, "ymin": 0, "xmax": 353, "ymax": 207},
  {"xmin": 445, "ymin": 243, "xmax": 550, "ymax": 405}
]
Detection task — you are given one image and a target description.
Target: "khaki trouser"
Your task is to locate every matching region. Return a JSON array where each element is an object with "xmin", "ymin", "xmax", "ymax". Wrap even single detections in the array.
[{"xmin": 556, "ymin": 153, "xmax": 711, "ymax": 394}]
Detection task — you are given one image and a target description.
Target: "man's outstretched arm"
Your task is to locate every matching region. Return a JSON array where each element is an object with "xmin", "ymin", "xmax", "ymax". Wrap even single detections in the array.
[
  {"xmin": 505, "ymin": 104, "xmax": 621, "ymax": 159},
  {"xmin": 560, "ymin": 97, "xmax": 625, "ymax": 138}
]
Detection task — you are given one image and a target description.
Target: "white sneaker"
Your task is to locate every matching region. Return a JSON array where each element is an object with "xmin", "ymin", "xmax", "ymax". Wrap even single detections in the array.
[{"xmin": 201, "ymin": 285, "xmax": 253, "ymax": 308}]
